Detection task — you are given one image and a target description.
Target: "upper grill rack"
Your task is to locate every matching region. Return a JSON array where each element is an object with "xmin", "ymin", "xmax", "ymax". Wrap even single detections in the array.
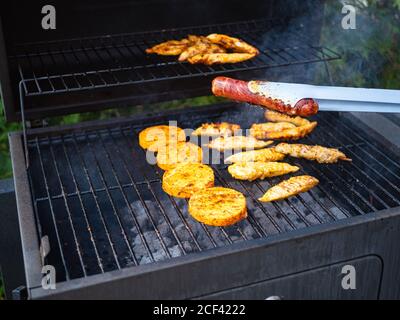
[{"xmin": 10, "ymin": 19, "xmax": 340, "ymax": 97}]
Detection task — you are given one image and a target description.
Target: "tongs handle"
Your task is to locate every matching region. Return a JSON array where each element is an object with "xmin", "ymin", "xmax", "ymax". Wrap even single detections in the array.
[{"xmin": 258, "ymin": 81, "xmax": 400, "ymax": 113}]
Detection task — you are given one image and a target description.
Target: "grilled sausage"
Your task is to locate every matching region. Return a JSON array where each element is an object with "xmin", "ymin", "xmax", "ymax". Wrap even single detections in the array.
[{"xmin": 211, "ymin": 76, "xmax": 318, "ymax": 117}]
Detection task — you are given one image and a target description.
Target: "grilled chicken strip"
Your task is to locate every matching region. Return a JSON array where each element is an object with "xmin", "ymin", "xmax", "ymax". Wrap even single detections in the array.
[
  {"xmin": 206, "ymin": 136, "xmax": 273, "ymax": 151},
  {"xmin": 259, "ymin": 175, "xmax": 319, "ymax": 202},
  {"xmin": 188, "ymin": 53, "xmax": 256, "ymax": 65},
  {"xmin": 178, "ymin": 41, "xmax": 226, "ymax": 61},
  {"xmin": 206, "ymin": 34, "xmax": 259, "ymax": 55},
  {"xmin": 264, "ymin": 110, "xmax": 311, "ymax": 127},
  {"xmin": 192, "ymin": 122, "xmax": 241, "ymax": 137},
  {"xmin": 146, "ymin": 39, "xmax": 189, "ymax": 55},
  {"xmin": 275, "ymin": 143, "xmax": 352, "ymax": 163},
  {"xmin": 250, "ymin": 122, "xmax": 296, "ymax": 139},
  {"xmin": 264, "ymin": 122, "xmax": 318, "ymax": 140},
  {"xmin": 228, "ymin": 161, "xmax": 299, "ymax": 181},
  {"xmin": 225, "ymin": 148, "xmax": 285, "ymax": 163}
]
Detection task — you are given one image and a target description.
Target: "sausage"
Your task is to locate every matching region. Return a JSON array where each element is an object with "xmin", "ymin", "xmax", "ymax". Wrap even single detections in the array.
[{"xmin": 211, "ymin": 76, "xmax": 318, "ymax": 117}]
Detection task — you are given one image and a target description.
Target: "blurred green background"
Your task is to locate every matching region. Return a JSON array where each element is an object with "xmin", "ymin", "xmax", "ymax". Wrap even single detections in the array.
[{"xmin": 0, "ymin": 0, "xmax": 399, "ymax": 299}]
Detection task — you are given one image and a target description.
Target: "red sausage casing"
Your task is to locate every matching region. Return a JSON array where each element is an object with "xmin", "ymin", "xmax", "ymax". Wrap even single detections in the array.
[{"xmin": 212, "ymin": 76, "xmax": 318, "ymax": 117}]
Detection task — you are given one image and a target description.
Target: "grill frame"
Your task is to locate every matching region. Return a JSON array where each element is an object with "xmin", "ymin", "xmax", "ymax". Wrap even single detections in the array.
[{"xmin": 10, "ymin": 103, "xmax": 400, "ymax": 299}]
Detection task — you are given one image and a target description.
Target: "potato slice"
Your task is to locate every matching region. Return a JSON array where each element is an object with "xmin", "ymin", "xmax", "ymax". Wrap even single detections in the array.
[
  {"xmin": 139, "ymin": 125, "xmax": 186, "ymax": 152},
  {"xmin": 189, "ymin": 187, "xmax": 247, "ymax": 226},
  {"xmin": 162, "ymin": 163, "xmax": 214, "ymax": 198},
  {"xmin": 156, "ymin": 142, "xmax": 203, "ymax": 171}
]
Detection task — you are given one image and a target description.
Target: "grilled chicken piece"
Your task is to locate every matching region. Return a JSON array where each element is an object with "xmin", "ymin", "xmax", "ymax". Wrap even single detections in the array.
[
  {"xmin": 206, "ymin": 136, "xmax": 273, "ymax": 151},
  {"xmin": 265, "ymin": 122, "xmax": 318, "ymax": 140},
  {"xmin": 259, "ymin": 175, "xmax": 319, "ymax": 202},
  {"xmin": 228, "ymin": 161, "xmax": 299, "ymax": 181},
  {"xmin": 206, "ymin": 34, "xmax": 259, "ymax": 55},
  {"xmin": 178, "ymin": 40, "xmax": 226, "ymax": 61},
  {"xmin": 250, "ymin": 122, "xmax": 296, "ymax": 139},
  {"xmin": 275, "ymin": 143, "xmax": 352, "ymax": 163},
  {"xmin": 188, "ymin": 53, "xmax": 256, "ymax": 65},
  {"xmin": 265, "ymin": 110, "xmax": 311, "ymax": 127},
  {"xmin": 192, "ymin": 122, "xmax": 241, "ymax": 137},
  {"xmin": 225, "ymin": 148, "xmax": 285, "ymax": 163},
  {"xmin": 146, "ymin": 39, "xmax": 190, "ymax": 56}
]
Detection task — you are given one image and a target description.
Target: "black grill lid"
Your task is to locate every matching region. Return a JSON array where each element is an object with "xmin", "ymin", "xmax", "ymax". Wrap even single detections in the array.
[{"xmin": 0, "ymin": 0, "xmax": 329, "ymax": 121}]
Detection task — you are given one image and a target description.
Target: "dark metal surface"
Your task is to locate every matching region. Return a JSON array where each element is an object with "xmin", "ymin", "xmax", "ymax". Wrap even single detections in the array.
[
  {"xmin": 0, "ymin": 179, "xmax": 26, "ymax": 299},
  {"xmin": 23, "ymin": 103, "xmax": 400, "ymax": 284}
]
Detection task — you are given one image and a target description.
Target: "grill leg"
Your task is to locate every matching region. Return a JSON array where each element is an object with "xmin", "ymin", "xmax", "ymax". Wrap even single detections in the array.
[{"xmin": 0, "ymin": 178, "xmax": 26, "ymax": 299}]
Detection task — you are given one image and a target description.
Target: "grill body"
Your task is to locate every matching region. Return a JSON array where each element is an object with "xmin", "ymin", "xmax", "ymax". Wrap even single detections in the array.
[{"xmin": 10, "ymin": 104, "xmax": 400, "ymax": 299}]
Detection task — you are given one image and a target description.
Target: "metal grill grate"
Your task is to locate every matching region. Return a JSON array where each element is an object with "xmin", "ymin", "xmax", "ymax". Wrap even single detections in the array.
[
  {"xmin": 26, "ymin": 104, "xmax": 400, "ymax": 282},
  {"xmin": 10, "ymin": 19, "xmax": 340, "ymax": 97}
]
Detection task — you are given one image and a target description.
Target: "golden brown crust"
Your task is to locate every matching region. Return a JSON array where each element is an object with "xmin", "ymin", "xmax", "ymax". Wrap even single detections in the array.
[
  {"xmin": 178, "ymin": 41, "xmax": 225, "ymax": 61},
  {"xmin": 188, "ymin": 187, "xmax": 247, "ymax": 226},
  {"xmin": 206, "ymin": 136, "xmax": 273, "ymax": 151},
  {"xmin": 259, "ymin": 175, "xmax": 319, "ymax": 202},
  {"xmin": 162, "ymin": 163, "xmax": 214, "ymax": 198},
  {"xmin": 192, "ymin": 122, "xmax": 241, "ymax": 137},
  {"xmin": 250, "ymin": 122, "xmax": 296, "ymax": 139},
  {"xmin": 146, "ymin": 39, "xmax": 190, "ymax": 55},
  {"xmin": 206, "ymin": 34, "xmax": 259, "ymax": 55},
  {"xmin": 188, "ymin": 53, "xmax": 255, "ymax": 65},
  {"xmin": 264, "ymin": 110, "xmax": 311, "ymax": 127},
  {"xmin": 139, "ymin": 125, "xmax": 186, "ymax": 152},
  {"xmin": 265, "ymin": 122, "xmax": 318, "ymax": 140},
  {"xmin": 224, "ymin": 148, "xmax": 285, "ymax": 163},
  {"xmin": 228, "ymin": 161, "xmax": 299, "ymax": 181},
  {"xmin": 156, "ymin": 142, "xmax": 203, "ymax": 171},
  {"xmin": 275, "ymin": 143, "xmax": 352, "ymax": 163}
]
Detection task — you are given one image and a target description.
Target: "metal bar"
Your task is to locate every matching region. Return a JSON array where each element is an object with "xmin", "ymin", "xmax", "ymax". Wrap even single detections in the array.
[
  {"xmin": 58, "ymin": 135, "xmax": 105, "ymax": 273},
  {"xmin": 70, "ymin": 134, "xmax": 122, "ymax": 269},
  {"xmin": 98, "ymin": 129, "xmax": 186, "ymax": 256},
  {"xmin": 332, "ymin": 114, "xmax": 400, "ymax": 177},
  {"xmin": 34, "ymin": 138, "xmax": 70, "ymax": 280},
  {"xmin": 108, "ymin": 128, "xmax": 173, "ymax": 258},
  {"xmin": 81, "ymin": 131, "xmax": 141, "ymax": 264},
  {"xmin": 316, "ymin": 116, "xmax": 400, "ymax": 207},
  {"xmin": 46, "ymin": 137, "xmax": 88, "ymax": 276}
]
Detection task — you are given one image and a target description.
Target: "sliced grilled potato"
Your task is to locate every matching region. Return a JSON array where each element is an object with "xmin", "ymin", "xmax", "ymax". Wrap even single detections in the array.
[
  {"xmin": 156, "ymin": 142, "xmax": 203, "ymax": 171},
  {"xmin": 162, "ymin": 163, "xmax": 214, "ymax": 198},
  {"xmin": 139, "ymin": 125, "xmax": 186, "ymax": 152},
  {"xmin": 188, "ymin": 187, "xmax": 247, "ymax": 226}
]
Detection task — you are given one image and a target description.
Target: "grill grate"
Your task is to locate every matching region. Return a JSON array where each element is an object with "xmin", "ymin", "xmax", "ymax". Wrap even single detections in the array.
[
  {"xmin": 26, "ymin": 104, "xmax": 400, "ymax": 282},
  {"xmin": 10, "ymin": 19, "xmax": 340, "ymax": 97}
]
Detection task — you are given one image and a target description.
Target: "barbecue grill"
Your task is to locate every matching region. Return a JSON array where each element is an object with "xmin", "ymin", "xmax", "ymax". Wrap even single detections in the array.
[{"xmin": 1, "ymin": 0, "xmax": 400, "ymax": 300}]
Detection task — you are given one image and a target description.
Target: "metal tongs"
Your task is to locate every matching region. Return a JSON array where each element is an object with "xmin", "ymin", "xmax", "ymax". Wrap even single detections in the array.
[{"xmin": 253, "ymin": 81, "xmax": 400, "ymax": 113}]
